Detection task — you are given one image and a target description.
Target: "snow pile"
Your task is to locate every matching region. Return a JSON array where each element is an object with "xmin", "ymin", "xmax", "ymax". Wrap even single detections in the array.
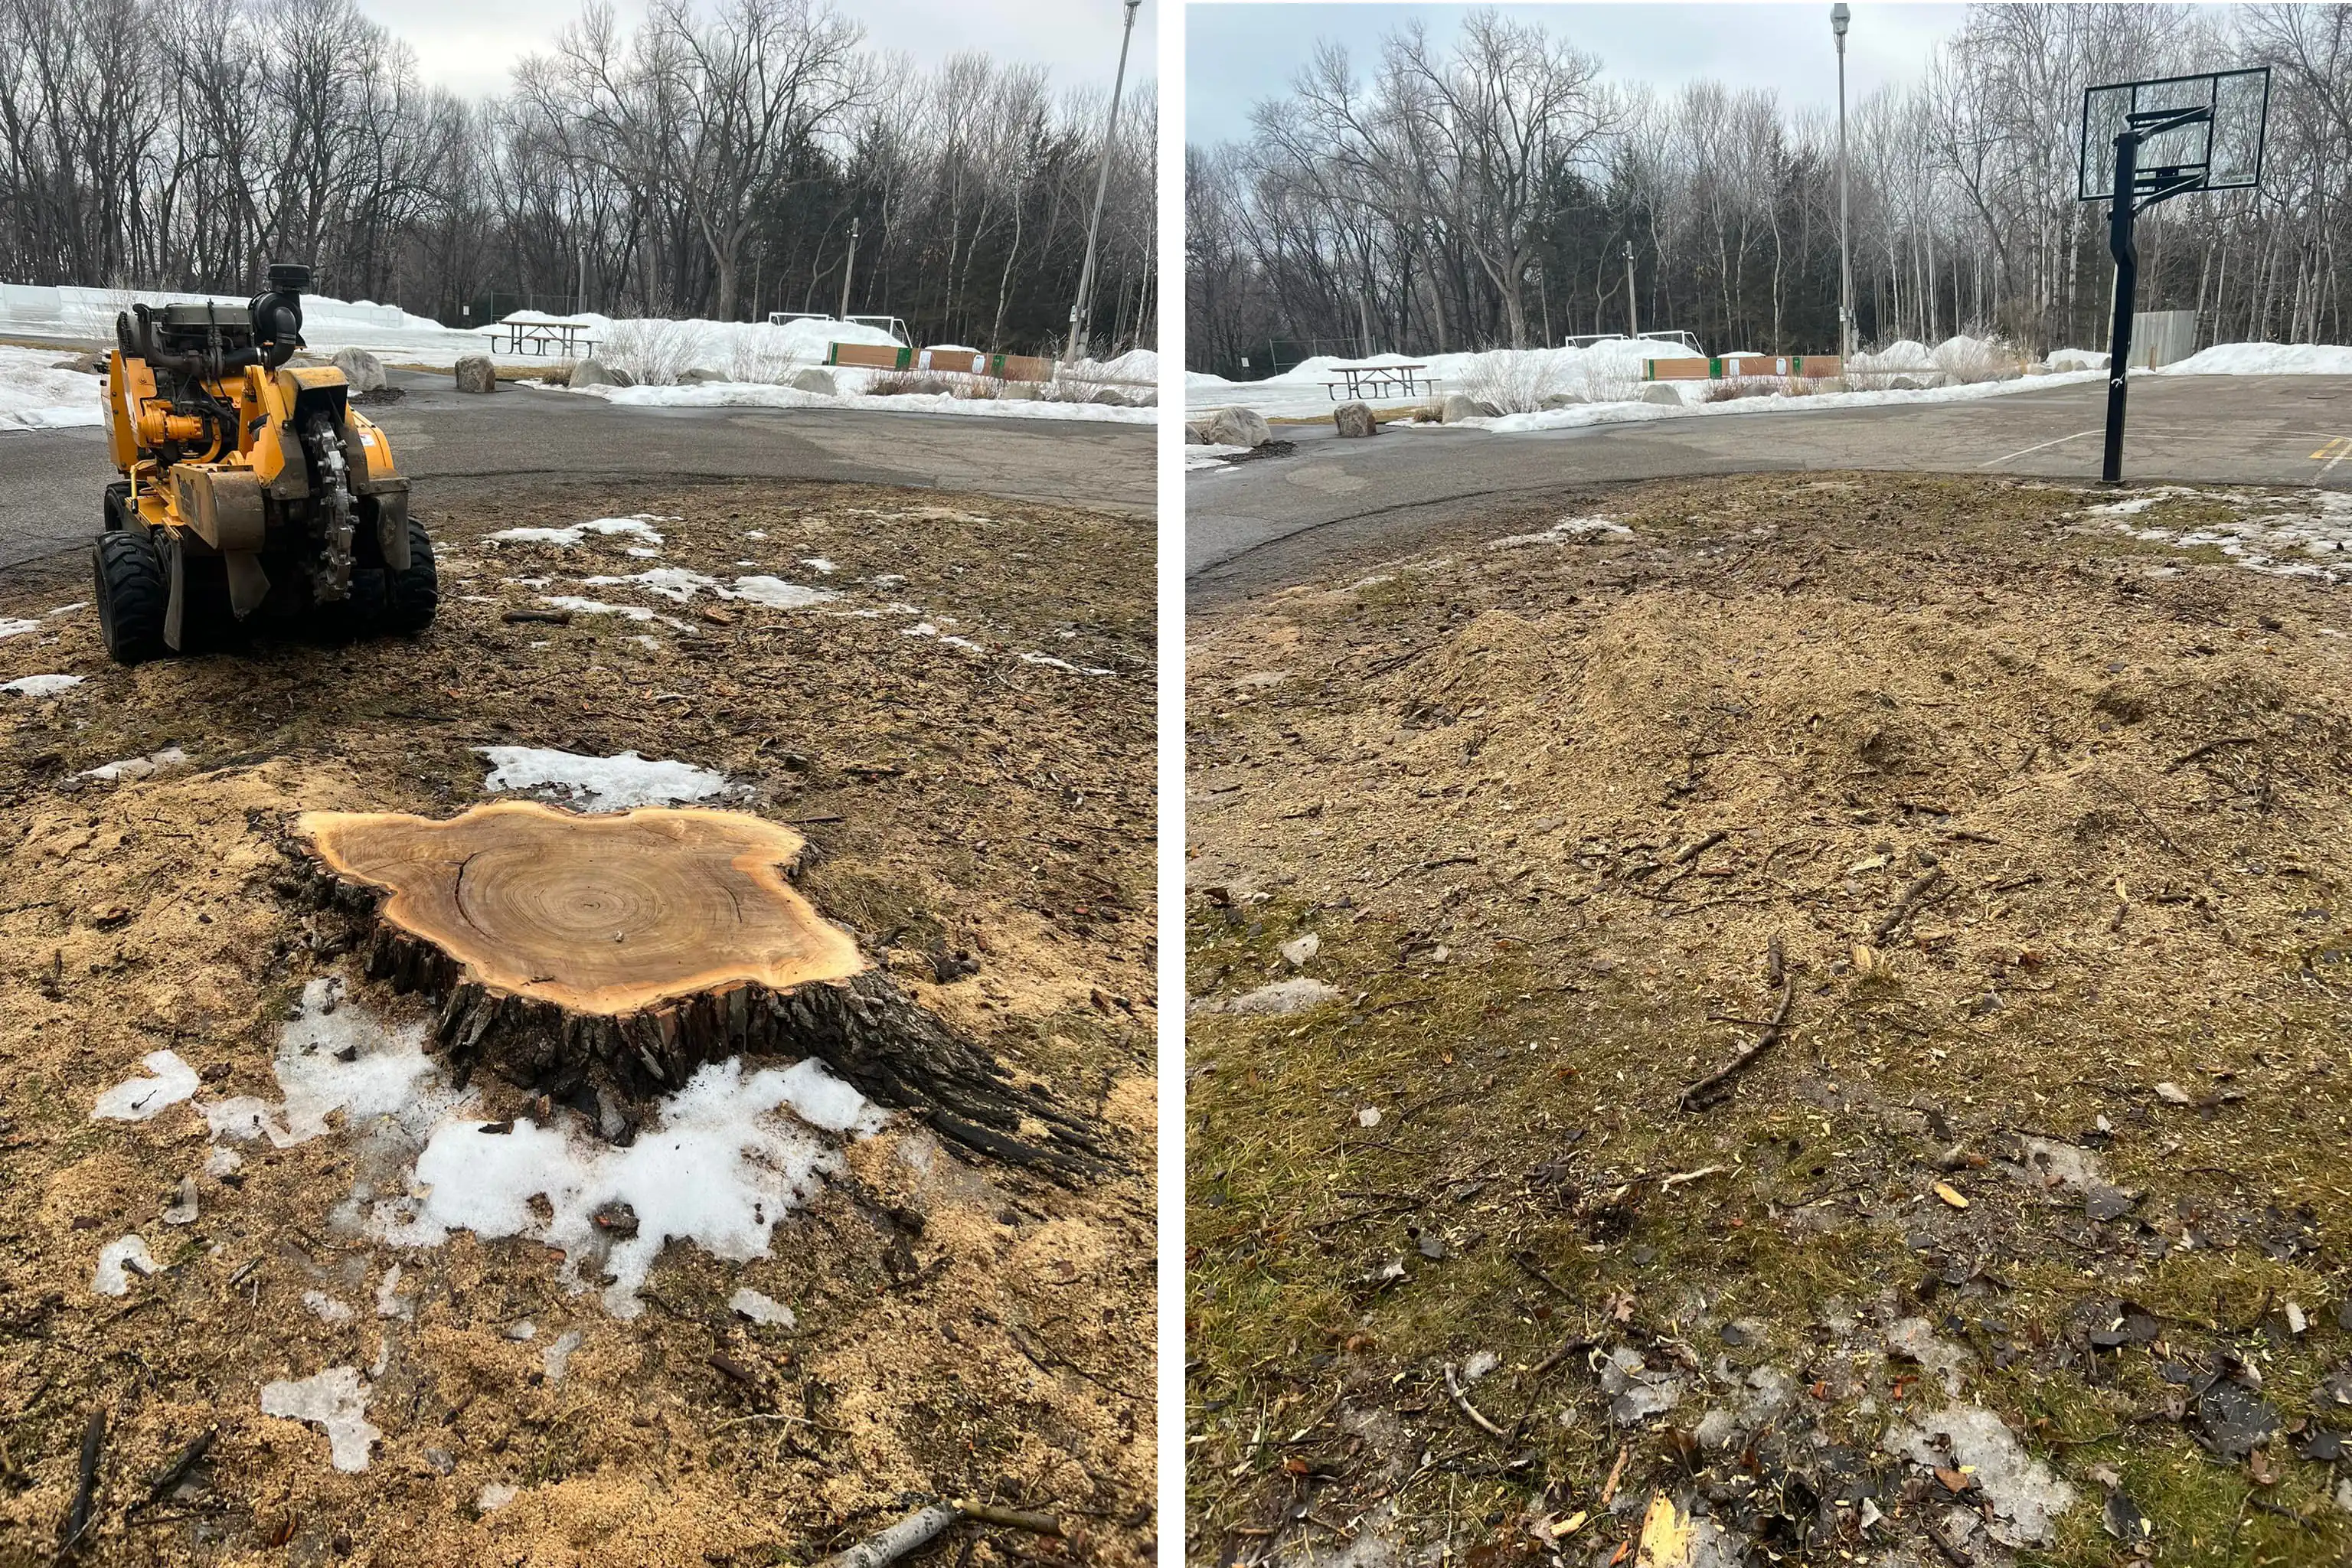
[
  {"xmin": 260, "ymin": 1367, "xmax": 380, "ymax": 1472},
  {"xmin": 592, "ymin": 313, "xmax": 899, "ymax": 385},
  {"xmin": 0, "ymin": 345, "xmax": 100, "ymax": 432},
  {"xmin": 1491, "ymin": 515, "xmax": 1632, "ymax": 549},
  {"xmin": 475, "ymin": 746, "xmax": 733, "ymax": 811},
  {"xmin": 485, "ymin": 515, "xmax": 673, "ymax": 548},
  {"xmin": 93, "ymin": 1050, "xmax": 201, "ymax": 1121},
  {"xmin": 2, "ymin": 674, "xmax": 83, "ymax": 697},
  {"xmin": 582, "ymin": 378, "xmax": 1155, "ymax": 425},
  {"xmin": 1186, "ymin": 337, "xmax": 1703, "ymax": 418},
  {"xmin": 2048, "ymin": 347, "xmax": 2105, "ymax": 372},
  {"xmin": 377, "ymin": 1057, "xmax": 880, "ymax": 1317},
  {"xmin": 1067, "ymin": 348, "xmax": 1158, "ymax": 384},
  {"xmin": 92, "ymin": 1234, "xmax": 155, "ymax": 1296},
  {"xmin": 2157, "ymin": 341, "xmax": 2352, "ymax": 376}
]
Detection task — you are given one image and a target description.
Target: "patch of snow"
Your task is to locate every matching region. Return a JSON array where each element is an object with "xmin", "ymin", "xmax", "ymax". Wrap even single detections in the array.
[
  {"xmin": 485, "ymin": 515, "xmax": 674, "ymax": 548},
  {"xmin": 577, "ymin": 378, "xmax": 1154, "ymax": 425},
  {"xmin": 204, "ymin": 1146, "xmax": 243, "ymax": 1178},
  {"xmin": 74, "ymin": 745, "xmax": 189, "ymax": 783},
  {"xmin": 1491, "ymin": 515, "xmax": 1632, "ymax": 548},
  {"xmin": 204, "ymin": 977, "xmax": 458, "ymax": 1148},
  {"xmin": 542, "ymin": 1329, "xmax": 583, "ymax": 1383},
  {"xmin": 477, "ymin": 1482, "xmax": 520, "ymax": 1512},
  {"xmin": 2, "ymin": 674, "xmax": 83, "ymax": 697},
  {"xmin": 730, "ymin": 1287, "xmax": 795, "ymax": 1326},
  {"xmin": 0, "ymin": 618, "xmax": 40, "ymax": 639},
  {"xmin": 1190, "ymin": 977, "xmax": 1342, "ymax": 1016},
  {"xmin": 260, "ymin": 1366, "xmax": 379, "ymax": 1472},
  {"xmin": 475, "ymin": 745, "xmax": 731, "ymax": 811},
  {"xmin": 577, "ymin": 567, "xmax": 835, "ymax": 611},
  {"xmin": 374, "ymin": 1263, "xmax": 411, "ymax": 1320},
  {"xmin": 799, "ymin": 557, "xmax": 835, "ymax": 573},
  {"xmin": 93, "ymin": 1050, "xmax": 199, "ymax": 1121},
  {"xmin": 93, "ymin": 1234, "xmax": 155, "ymax": 1296},
  {"xmin": 303, "ymin": 1289, "xmax": 355, "ymax": 1325},
  {"xmin": 162, "ymin": 1176, "xmax": 199, "ymax": 1225},
  {"xmin": 373, "ymin": 1056, "xmax": 884, "ymax": 1318},
  {"xmin": 1890, "ymin": 1404, "xmax": 2076, "ymax": 1547},
  {"xmin": 537, "ymin": 595, "xmax": 657, "ymax": 621},
  {"xmin": 1600, "ymin": 1344, "xmax": 1684, "ymax": 1424},
  {"xmin": 727, "ymin": 576, "xmax": 836, "ymax": 609},
  {"xmin": 1886, "ymin": 1316, "xmax": 1972, "ymax": 1396},
  {"xmin": 1017, "ymin": 651, "xmax": 1114, "ymax": 676},
  {"xmin": 1462, "ymin": 1350, "xmax": 1499, "ymax": 1383}
]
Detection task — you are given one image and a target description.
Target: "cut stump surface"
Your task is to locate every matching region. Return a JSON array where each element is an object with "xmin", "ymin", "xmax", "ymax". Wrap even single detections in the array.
[
  {"xmin": 297, "ymin": 802, "xmax": 864, "ymax": 1013},
  {"xmin": 289, "ymin": 802, "xmax": 1109, "ymax": 1180}
]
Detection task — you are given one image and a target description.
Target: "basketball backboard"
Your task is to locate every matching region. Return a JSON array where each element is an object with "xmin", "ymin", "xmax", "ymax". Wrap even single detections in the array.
[{"xmin": 2078, "ymin": 67, "xmax": 2269, "ymax": 204}]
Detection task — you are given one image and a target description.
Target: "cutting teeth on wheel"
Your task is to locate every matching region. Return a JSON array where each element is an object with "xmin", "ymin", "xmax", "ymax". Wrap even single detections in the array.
[{"xmin": 304, "ymin": 413, "xmax": 356, "ymax": 603}]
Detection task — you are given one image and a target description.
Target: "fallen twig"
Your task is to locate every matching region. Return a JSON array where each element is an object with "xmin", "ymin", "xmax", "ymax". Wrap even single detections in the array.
[
  {"xmin": 1677, "ymin": 975, "xmax": 1795, "ymax": 1111},
  {"xmin": 1440, "ymin": 1363, "xmax": 1508, "ymax": 1439},
  {"xmin": 129, "ymin": 1427, "xmax": 214, "ymax": 1516},
  {"xmin": 55, "ymin": 1406, "xmax": 104, "ymax": 1560},
  {"xmin": 1872, "ymin": 867, "xmax": 1949, "ymax": 942},
  {"xmin": 2167, "ymin": 733, "xmax": 2258, "ymax": 771},
  {"xmin": 815, "ymin": 1498, "xmax": 1064, "ymax": 1568}
]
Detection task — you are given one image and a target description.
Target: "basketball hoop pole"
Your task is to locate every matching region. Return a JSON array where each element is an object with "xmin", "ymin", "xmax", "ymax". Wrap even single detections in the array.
[{"xmin": 2100, "ymin": 131, "xmax": 2138, "ymax": 485}]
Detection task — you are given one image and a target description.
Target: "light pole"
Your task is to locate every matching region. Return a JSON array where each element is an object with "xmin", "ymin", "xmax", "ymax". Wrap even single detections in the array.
[
  {"xmin": 1832, "ymin": 3, "xmax": 1853, "ymax": 364},
  {"xmin": 838, "ymin": 215, "xmax": 860, "ymax": 320},
  {"xmin": 1067, "ymin": 0, "xmax": 1142, "ymax": 364},
  {"xmin": 1624, "ymin": 240, "xmax": 1638, "ymax": 337}
]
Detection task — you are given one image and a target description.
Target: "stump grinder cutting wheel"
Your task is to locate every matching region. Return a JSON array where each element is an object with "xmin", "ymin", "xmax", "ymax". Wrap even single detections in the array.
[{"xmin": 93, "ymin": 263, "xmax": 436, "ymax": 664}]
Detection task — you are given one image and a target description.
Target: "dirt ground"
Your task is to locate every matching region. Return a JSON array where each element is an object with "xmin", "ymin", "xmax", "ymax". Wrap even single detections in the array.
[
  {"xmin": 0, "ymin": 476, "xmax": 1155, "ymax": 1564},
  {"xmin": 1186, "ymin": 474, "xmax": 2352, "ymax": 1568}
]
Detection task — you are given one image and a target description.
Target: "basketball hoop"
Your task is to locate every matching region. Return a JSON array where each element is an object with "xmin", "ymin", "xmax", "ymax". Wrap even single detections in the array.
[{"xmin": 2076, "ymin": 67, "xmax": 2269, "ymax": 483}]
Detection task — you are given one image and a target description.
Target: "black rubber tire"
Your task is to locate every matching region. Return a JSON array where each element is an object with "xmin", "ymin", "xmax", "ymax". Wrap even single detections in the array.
[
  {"xmin": 94, "ymin": 529, "xmax": 168, "ymax": 665},
  {"xmin": 103, "ymin": 481, "xmax": 131, "ymax": 533},
  {"xmin": 383, "ymin": 517, "xmax": 439, "ymax": 634}
]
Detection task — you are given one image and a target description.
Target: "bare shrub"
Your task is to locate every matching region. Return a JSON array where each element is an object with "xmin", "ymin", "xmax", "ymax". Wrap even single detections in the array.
[
  {"xmin": 601, "ymin": 319, "xmax": 708, "ymax": 386},
  {"xmin": 724, "ymin": 325, "xmax": 806, "ymax": 384},
  {"xmin": 1455, "ymin": 351, "xmax": 1562, "ymax": 413}
]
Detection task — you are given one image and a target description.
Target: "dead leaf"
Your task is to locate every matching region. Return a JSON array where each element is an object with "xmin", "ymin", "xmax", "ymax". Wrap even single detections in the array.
[
  {"xmin": 2154, "ymin": 1081, "xmax": 2192, "ymax": 1105},
  {"xmin": 1634, "ymin": 1494, "xmax": 1692, "ymax": 1568},
  {"xmin": 1933, "ymin": 1182, "xmax": 1970, "ymax": 1209}
]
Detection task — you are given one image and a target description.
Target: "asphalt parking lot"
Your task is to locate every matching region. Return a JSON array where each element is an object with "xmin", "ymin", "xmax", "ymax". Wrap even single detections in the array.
[
  {"xmin": 0, "ymin": 364, "xmax": 1154, "ymax": 574},
  {"xmin": 1187, "ymin": 373, "xmax": 2352, "ymax": 598}
]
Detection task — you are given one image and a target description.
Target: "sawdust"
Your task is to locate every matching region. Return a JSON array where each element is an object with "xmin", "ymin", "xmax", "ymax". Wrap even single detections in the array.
[
  {"xmin": 0, "ymin": 478, "xmax": 1154, "ymax": 1563},
  {"xmin": 1187, "ymin": 472, "xmax": 2352, "ymax": 1567}
]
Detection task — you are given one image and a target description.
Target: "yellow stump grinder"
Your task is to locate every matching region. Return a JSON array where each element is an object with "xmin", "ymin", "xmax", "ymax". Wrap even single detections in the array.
[{"xmin": 94, "ymin": 263, "xmax": 436, "ymax": 663}]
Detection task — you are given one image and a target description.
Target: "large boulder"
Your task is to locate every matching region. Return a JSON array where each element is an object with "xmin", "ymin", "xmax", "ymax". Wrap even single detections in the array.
[
  {"xmin": 453, "ymin": 355, "xmax": 498, "ymax": 394},
  {"xmin": 331, "ymin": 347, "xmax": 386, "ymax": 393},
  {"xmin": 1538, "ymin": 391, "xmax": 1586, "ymax": 410},
  {"xmin": 1089, "ymin": 387, "xmax": 1134, "ymax": 407},
  {"xmin": 1333, "ymin": 401, "xmax": 1377, "ymax": 438},
  {"xmin": 568, "ymin": 358, "xmax": 619, "ymax": 388},
  {"xmin": 676, "ymin": 367, "xmax": 727, "ymax": 384},
  {"xmin": 787, "ymin": 367, "xmax": 836, "ymax": 395},
  {"xmin": 1440, "ymin": 393, "xmax": 1499, "ymax": 423},
  {"xmin": 1637, "ymin": 383, "xmax": 1683, "ymax": 406},
  {"xmin": 1204, "ymin": 405, "xmax": 1270, "ymax": 449},
  {"xmin": 1184, "ymin": 421, "xmax": 1210, "ymax": 445}
]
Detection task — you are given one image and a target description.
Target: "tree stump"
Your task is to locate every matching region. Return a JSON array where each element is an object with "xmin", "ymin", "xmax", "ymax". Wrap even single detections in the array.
[{"xmin": 290, "ymin": 802, "xmax": 1109, "ymax": 1179}]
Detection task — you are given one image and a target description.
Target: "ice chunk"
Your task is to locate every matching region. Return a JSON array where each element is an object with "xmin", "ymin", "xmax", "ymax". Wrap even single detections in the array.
[
  {"xmin": 303, "ymin": 1290, "xmax": 354, "ymax": 1325},
  {"xmin": 730, "ymin": 1288, "xmax": 795, "ymax": 1326},
  {"xmin": 93, "ymin": 1234, "xmax": 155, "ymax": 1296},
  {"xmin": 260, "ymin": 1367, "xmax": 379, "ymax": 1472},
  {"xmin": 727, "ymin": 577, "xmax": 835, "ymax": 609},
  {"xmin": 1890, "ymin": 1404, "xmax": 2076, "ymax": 1547},
  {"xmin": 542, "ymin": 1329, "xmax": 584, "ymax": 1382}
]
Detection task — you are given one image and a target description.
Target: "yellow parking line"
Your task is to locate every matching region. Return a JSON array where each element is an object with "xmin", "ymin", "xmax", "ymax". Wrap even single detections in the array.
[{"xmin": 2314, "ymin": 434, "xmax": 2351, "ymax": 462}]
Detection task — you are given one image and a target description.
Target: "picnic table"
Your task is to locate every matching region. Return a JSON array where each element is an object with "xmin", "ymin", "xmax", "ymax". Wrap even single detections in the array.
[
  {"xmin": 1324, "ymin": 361, "xmax": 1436, "ymax": 400},
  {"xmin": 488, "ymin": 317, "xmax": 596, "ymax": 358}
]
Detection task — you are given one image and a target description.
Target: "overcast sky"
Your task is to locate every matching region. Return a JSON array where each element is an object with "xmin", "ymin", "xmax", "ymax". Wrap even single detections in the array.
[
  {"xmin": 1187, "ymin": 2, "xmax": 1971, "ymax": 144},
  {"xmin": 354, "ymin": 0, "xmax": 1156, "ymax": 103}
]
